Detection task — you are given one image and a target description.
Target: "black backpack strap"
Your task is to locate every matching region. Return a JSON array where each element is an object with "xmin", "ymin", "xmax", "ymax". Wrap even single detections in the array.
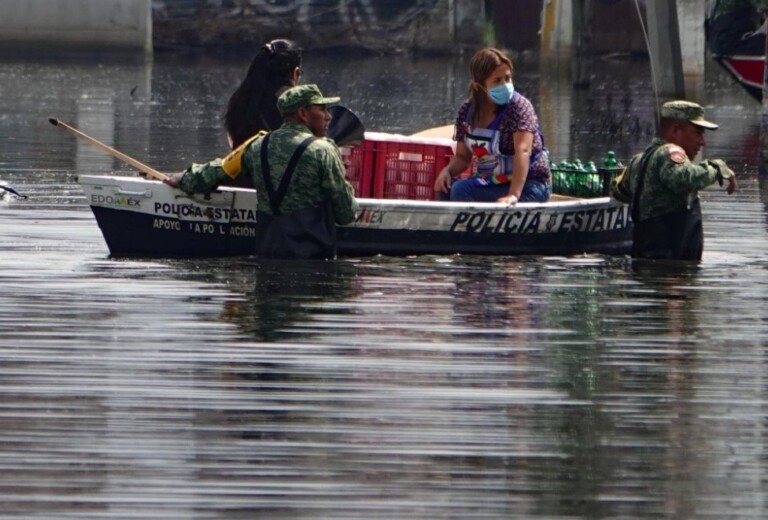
[
  {"xmin": 630, "ymin": 144, "xmax": 659, "ymax": 223},
  {"xmin": 259, "ymin": 134, "xmax": 278, "ymax": 214},
  {"xmin": 259, "ymin": 134, "xmax": 318, "ymax": 216},
  {"xmin": 272, "ymin": 136, "xmax": 318, "ymax": 214}
]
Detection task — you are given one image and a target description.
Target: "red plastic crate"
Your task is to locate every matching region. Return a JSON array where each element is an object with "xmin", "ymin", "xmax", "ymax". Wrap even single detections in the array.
[
  {"xmin": 339, "ymin": 139, "xmax": 375, "ymax": 197},
  {"xmin": 372, "ymin": 140, "xmax": 455, "ymax": 200}
]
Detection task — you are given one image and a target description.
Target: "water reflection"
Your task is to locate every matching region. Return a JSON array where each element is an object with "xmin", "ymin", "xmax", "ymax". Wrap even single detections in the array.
[
  {"xmin": 535, "ymin": 260, "xmax": 713, "ymax": 518},
  {"xmin": 214, "ymin": 258, "xmax": 360, "ymax": 342},
  {"xmin": 2, "ymin": 50, "xmax": 768, "ymax": 518}
]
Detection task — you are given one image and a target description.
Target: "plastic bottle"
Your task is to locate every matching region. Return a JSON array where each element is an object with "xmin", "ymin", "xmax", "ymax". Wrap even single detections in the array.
[{"xmin": 603, "ymin": 151, "xmax": 618, "ymax": 168}]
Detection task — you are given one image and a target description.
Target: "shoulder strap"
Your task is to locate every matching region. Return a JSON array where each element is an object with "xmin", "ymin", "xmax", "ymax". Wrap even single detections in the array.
[
  {"xmin": 259, "ymin": 134, "xmax": 318, "ymax": 215},
  {"xmin": 630, "ymin": 144, "xmax": 661, "ymax": 222},
  {"xmin": 259, "ymin": 134, "xmax": 277, "ymax": 212}
]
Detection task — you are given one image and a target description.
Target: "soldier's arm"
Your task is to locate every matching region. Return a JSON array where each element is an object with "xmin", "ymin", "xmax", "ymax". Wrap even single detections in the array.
[
  {"xmin": 319, "ymin": 142, "xmax": 358, "ymax": 225},
  {"xmin": 661, "ymin": 152, "xmax": 732, "ymax": 193},
  {"xmin": 167, "ymin": 132, "xmax": 265, "ymax": 194},
  {"xmin": 176, "ymin": 160, "xmax": 228, "ymax": 194},
  {"xmin": 609, "ymin": 155, "xmax": 637, "ymax": 203}
]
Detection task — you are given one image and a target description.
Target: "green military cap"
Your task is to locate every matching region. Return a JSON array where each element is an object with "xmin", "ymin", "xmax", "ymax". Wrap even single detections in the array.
[
  {"xmin": 660, "ymin": 100, "xmax": 718, "ymax": 129},
  {"xmin": 277, "ymin": 84, "xmax": 341, "ymax": 116}
]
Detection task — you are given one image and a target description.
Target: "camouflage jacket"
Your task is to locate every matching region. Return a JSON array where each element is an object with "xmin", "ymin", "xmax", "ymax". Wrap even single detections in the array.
[
  {"xmin": 610, "ymin": 138, "xmax": 731, "ymax": 222},
  {"xmin": 711, "ymin": 0, "xmax": 768, "ymax": 18},
  {"xmin": 179, "ymin": 122, "xmax": 358, "ymax": 225}
]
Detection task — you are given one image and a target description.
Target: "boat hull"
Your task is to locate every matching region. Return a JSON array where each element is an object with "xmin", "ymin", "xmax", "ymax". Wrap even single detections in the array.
[{"xmin": 78, "ymin": 175, "xmax": 633, "ymax": 258}]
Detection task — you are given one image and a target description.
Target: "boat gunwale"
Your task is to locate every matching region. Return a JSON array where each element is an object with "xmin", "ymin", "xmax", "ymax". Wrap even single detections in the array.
[{"xmin": 76, "ymin": 174, "xmax": 618, "ymax": 212}]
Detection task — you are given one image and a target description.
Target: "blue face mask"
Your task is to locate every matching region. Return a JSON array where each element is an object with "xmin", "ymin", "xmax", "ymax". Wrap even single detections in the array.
[{"xmin": 488, "ymin": 82, "xmax": 515, "ymax": 105}]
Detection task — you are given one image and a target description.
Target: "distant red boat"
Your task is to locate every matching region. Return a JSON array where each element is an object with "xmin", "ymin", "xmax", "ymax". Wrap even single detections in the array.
[{"xmin": 715, "ymin": 55, "xmax": 765, "ymax": 102}]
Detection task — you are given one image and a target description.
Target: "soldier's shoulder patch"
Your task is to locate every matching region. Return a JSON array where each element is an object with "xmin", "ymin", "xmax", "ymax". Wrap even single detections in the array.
[{"xmin": 665, "ymin": 145, "xmax": 688, "ymax": 164}]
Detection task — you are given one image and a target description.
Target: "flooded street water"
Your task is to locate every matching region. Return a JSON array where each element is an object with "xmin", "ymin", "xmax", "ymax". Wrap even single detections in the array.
[{"xmin": 1, "ymin": 49, "xmax": 768, "ymax": 518}]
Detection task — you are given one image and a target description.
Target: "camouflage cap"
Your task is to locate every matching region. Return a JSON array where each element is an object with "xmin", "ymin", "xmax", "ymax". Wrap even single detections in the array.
[
  {"xmin": 277, "ymin": 84, "xmax": 341, "ymax": 116},
  {"xmin": 660, "ymin": 100, "xmax": 718, "ymax": 130}
]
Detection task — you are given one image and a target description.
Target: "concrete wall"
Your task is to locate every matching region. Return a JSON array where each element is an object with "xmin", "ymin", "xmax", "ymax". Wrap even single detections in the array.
[
  {"xmin": 540, "ymin": 0, "xmax": 652, "ymax": 55},
  {"xmin": 501, "ymin": 0, "xmax": 646, "ymax": 55},
  {"xmin": 152, "ymin": 0, "xmax": 484, "ymax": 53},
  {"xmin": 677, "ymin": 0, "xmax": 706, "ymax": 76},
  {"xmin": 493, "ymin": 0, "xmax": 543, "ymax": 51},
  {"xmin": 541, "ymin": 0, "xmax": 574, "ymax": 54},
  {"xmin": 0, "ymin": 0, "xmax": 151, "ymax": 52},
  {"xmin": 0, "ymin": 0, "xmax": 482, "ymax": 55}
]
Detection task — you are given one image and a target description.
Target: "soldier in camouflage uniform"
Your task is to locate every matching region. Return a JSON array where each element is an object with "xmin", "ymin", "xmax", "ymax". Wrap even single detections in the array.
[
  {"xmin": 610, "ymin": 100, "xmax": 737, "ymax": 261},
  {"xmin": 165, "ymin": 84, "xmax": 358, "ymax": 227},
  {"xmin": 707, "ymin": 0, "xmax": 768, "ymax": 55}
]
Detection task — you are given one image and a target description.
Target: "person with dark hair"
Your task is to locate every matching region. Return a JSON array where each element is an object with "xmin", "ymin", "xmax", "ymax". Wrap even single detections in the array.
[
  {"xmin": 433, "ymin": 47, "xmax": 551, "ymax": 204},
  {"xmin": 224, "ymin": 39, "xmax": 303, "ymax": 150},
  {"xmin": 610, "ymin": 100, "xmax": 737, "ymax": 262},
  {"xmin": 707, "ymin": 0, "xmax": 768, "ymax": 56},
  {"xmin": 165, "ymin": 85, "xmax": 357, "ymax": 260}
]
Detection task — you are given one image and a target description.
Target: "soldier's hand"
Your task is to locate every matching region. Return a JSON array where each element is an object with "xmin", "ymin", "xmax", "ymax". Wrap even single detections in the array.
[
  {"xmin": 719, "ymin": 168, "xmax": 736, "ymax": 194},
  {"xmin": 163, "ymin": 172, "xmax": 185, "ymax": 188}
]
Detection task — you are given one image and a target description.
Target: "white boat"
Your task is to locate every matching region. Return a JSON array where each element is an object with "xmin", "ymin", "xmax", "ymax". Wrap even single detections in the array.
[
  {"xmin": 61, "ymin": 117, "xmax": 630, "ymax": 258},
  {"xmin": 77, "ymin": 174, "xmax": 632, "ymax": 257}
]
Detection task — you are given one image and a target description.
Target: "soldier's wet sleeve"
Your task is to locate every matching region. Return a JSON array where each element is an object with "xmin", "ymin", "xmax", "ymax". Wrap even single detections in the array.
[
  {"xmin": 701, "ymin": 159, "xmax": 733, "ymax": 181},
  {"xmin": 661, "ymin": 157, "xmax": 727, "ymax": 193},
  {"xmin": 177, "ymin": 134, "xmax": 265, "ymax": 195},
  {"xmin": 319, "ymin": 143, "xmax": 358, "ymax": 225},
  {"xmin": 178, "ymin": 159, "xmax": 228, "ymax": 194}
]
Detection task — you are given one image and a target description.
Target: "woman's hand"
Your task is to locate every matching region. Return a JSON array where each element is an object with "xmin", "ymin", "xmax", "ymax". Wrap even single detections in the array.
[
  {"xmin": 435, "ymin": 142, "xmax": 472, "ymax": 195},
  {"xmin": 507, "ymin": 131, "xmax": 533, "ymax": 200},
  {"xmin": 434, "ymin": 167, "xmax": 453, "ymax": 194},
  {"xmin": 496, "ymin": 193, "xmax": 518, "ymax": 205}
]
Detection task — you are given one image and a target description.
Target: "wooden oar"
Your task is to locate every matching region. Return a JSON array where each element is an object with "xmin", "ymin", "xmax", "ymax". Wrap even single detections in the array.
[{"xmin": 49, "ymin": 118, "xmax": 168, "ymax": 181}]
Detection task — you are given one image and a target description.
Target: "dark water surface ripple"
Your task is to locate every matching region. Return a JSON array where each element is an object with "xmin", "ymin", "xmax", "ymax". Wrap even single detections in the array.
[{"xmin": 1, "ymin": 51, "xmax": 768, "ymax": 518}]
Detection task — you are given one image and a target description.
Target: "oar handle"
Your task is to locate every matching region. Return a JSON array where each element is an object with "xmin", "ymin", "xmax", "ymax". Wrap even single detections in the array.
[{"xmin": 49, "ymin": 118, "xmax": 168, "ymax": 181}]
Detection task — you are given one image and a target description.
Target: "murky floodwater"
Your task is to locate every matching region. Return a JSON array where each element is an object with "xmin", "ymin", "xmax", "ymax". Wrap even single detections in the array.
[{"xmin": 1, "ymin": 49, "xmax": 768, "ymax": 518}]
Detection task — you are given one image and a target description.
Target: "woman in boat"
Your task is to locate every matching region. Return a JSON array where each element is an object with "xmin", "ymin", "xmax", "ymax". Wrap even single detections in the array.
[
  {"xmin": 178, "ymin": 40, "xmax": 302, "ymax": 189},
  {"xmin": 224, "ymin": 38, "xmax": 303, "ymax": 149},
  {"xmin": 433, "ymin": 47, "xmax": 551, "ymax": 204}
]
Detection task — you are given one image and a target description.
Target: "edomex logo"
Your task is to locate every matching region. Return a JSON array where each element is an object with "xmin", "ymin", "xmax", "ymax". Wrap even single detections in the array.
[{"xmin": 91, "ymin": 194, "xmax": 141, "ymax": 208}]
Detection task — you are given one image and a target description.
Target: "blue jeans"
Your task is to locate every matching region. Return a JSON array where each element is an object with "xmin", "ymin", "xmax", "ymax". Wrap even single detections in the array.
[{"xmin": 442, "ymin": 178, "xmax": 551, "ymax": 202}]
